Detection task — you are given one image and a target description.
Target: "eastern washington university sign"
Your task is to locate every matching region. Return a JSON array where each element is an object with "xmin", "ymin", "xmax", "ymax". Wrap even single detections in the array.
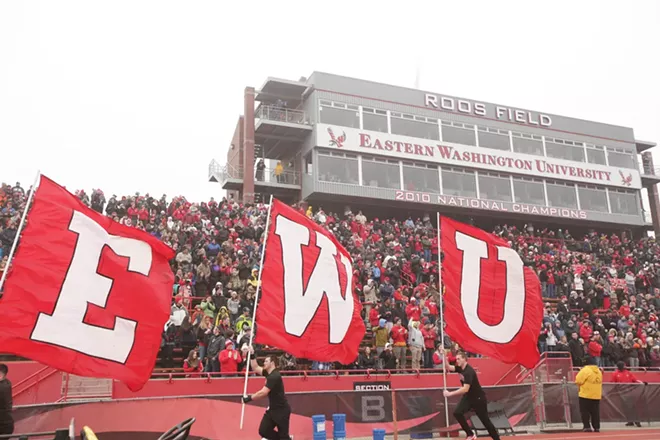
[{"xmin": 316, "ymin": 124, "xmax": 642, "ymax": 190}]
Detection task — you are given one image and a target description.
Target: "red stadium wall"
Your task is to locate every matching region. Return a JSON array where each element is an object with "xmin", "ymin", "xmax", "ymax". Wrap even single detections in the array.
[
  {"xmin": 112, "ymin": 358, "xmax": 516, "ymax": 400},
  {"xmin": 9, "ymin": 360, "xmax": 660, "ymax": 406}
]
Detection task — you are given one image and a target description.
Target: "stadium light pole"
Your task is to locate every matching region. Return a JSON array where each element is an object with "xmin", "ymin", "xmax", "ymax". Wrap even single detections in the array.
[{"xmin": 239, "ymin": 194, "xmax": 274, "ymax": 430}]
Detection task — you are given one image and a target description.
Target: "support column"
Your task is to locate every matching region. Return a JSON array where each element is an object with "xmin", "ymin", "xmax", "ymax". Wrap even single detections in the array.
[
  {"xmin": 642, "ymin": 152, "xmax": 660, "ymax": 235},
  {"xmin": 242, "ymin": 87, "xmax": 256, "ymax": 204}
]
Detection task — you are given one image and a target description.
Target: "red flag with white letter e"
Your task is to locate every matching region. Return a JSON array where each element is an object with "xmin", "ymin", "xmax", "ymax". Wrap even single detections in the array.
[
  {"xmin": 0, "ymin": 176, "xmax": 175, "ymax": 391},
  {"xmin": 441, "ymin": 217, "xmax": 543, "ymax": 369},
  {"xmin": 254, "ymin": 199, "xmax": 365, "ymax": 364}
]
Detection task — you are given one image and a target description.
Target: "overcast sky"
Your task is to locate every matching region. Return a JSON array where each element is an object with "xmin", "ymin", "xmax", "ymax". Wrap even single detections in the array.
[{"xmin": 1, "ymin": 1, "xmax": 658, "ymax": 203}]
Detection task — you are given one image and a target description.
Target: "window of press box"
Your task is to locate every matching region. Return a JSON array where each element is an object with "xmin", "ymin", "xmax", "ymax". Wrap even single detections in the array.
[
  {"xmin": 585, "ymin": 145, "xmax": 607, "ymax": 166},
  {"xmin": 546, "ymin": 181, "xmax": 578, "ymax": 209},
  {"xmin": 441, "ymin": 121, "xmax": 476, "ymax": 146},
  {"xmin": 362, "ymin": 107, "xmax": 388, "ymax": 133},
  {"xmin": 362, "ymin": 157, "xmax": 401, "ymax": 189},
  {"xmin": 478, "ymin": 173, "xmax": 512, "ymax": 202},
  {"xmin": 577, "ymin": 186, "xmax": 609, "ymax": 213},
  {"xmin": 317, "ymin": 153, "xmax": 359, "ymax": 185},
  {"xmin": 545, "ymin": 139, "xmax": 585, "ymax": 163},
  {"xmin": 390, "ymin": 112, "xmax": 440, "ymax": 141},
  {"xmin": 511, "ymin": 133, "xmax": 543, "ymax": 156},
  {"xmin": 402, "ymin": 162, "xmax": 440, "ymax": 193},
  {"xmin": 609, "ymin": 190, "xmax": 639, "ymax": 216},
  {"xmin": 607, "ymin": 149, "xmax": 635, "ymax": 169},
  {"xmin": 512, "ymin": 178, "xmax": 545, "ymax": 205},
  {"xmin": 441, "ymin": 168, "xmax": 477, "ymax": 198},
  {"xmin": 319, "ymin": 102, "xmax": 360, "ymax": 128},
  {"xmin": 477, "ymin": 126, "xmax": 510, "ymax": 151}
]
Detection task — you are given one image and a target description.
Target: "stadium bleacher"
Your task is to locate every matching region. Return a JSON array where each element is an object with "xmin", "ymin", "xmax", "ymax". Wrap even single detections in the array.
[{"xmin": 1, "ymin": 182, "xmax": 658, "ymax": 376}]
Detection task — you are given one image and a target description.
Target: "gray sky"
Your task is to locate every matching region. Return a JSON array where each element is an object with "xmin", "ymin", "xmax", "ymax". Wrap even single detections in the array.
[{"xmin": 1, "ymin": 0, "xmax": 658, "ymax": 203}]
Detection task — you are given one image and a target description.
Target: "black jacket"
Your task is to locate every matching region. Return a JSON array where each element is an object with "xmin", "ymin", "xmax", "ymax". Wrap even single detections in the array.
[{"xmin": 0, "ymin": 379, "xmax": 13, "ymax": 429}]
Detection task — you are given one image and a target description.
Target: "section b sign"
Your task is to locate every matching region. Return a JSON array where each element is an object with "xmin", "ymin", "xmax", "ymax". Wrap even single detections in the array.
[{"xmin": 31, "ymin": 211, "xmax": 150, "ymax": 363}]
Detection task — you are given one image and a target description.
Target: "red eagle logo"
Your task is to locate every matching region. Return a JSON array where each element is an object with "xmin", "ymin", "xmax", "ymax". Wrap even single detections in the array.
[
  {"xmin": 327, "ymin": 127, "xmax": 346, "ymax": 148},
  {"xmin": 619, "ymin": 170, "xmax": 633, "ymax": 187}
]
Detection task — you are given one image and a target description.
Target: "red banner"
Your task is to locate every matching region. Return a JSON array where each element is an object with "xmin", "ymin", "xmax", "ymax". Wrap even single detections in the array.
[
  {"xmin": 0, "ymin": 176, "xmax": 174, "ymax": 391},
  {"xmin": 255, "ymin": 199, "xmax": 365, "ymax": 364},
  {"xmin": 441, "ymin": 217, "xmax": 543, "ymax": 369}
]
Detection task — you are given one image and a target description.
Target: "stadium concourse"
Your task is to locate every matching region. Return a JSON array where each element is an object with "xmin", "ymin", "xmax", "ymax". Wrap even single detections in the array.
[{"xmin": 2, "ymin": 181, "xmax": 658, "ymax": 375}]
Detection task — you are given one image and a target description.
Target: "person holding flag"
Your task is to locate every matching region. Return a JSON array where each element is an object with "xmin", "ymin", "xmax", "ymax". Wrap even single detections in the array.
[
  {"xmin": 437, "ymin": 214, "xmax": 543, "ymax": 438},
  {"xmin": 242, "ymin": 347, "xmax": 291, "ymax": 440},
  {"xmin": 238, "ymin": 198, "xmax": 365, "ymax": 433},
  {"xmin": 442, "ymin": 352, "xmax": 501, "ymax": 440}
]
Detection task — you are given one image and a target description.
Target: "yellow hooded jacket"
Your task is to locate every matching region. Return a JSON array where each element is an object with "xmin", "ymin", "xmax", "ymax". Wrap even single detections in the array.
[{"xmin": 575, "ymin": 365, "xmax": 602, "ymax": 400}]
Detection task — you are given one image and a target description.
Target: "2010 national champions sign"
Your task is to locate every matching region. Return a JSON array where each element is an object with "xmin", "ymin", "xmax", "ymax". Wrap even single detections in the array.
[{"xmin": 316, "ymin": 124, "xmax": 642, "ymax": 190}]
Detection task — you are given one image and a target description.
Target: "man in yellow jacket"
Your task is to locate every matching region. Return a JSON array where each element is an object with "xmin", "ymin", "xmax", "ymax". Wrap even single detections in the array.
[{"xmin": 575, "ymin": 357, "xmax": 602, "ymax": 433}]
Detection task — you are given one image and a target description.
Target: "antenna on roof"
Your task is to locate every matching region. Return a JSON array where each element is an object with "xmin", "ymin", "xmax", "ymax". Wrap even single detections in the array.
[{"xmin": 414, "ymin": 61, "xmax": 421, "ymax": 89}]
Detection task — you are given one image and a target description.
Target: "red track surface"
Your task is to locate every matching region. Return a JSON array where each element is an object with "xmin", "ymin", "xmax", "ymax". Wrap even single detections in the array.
[{"xmin": 510, "ymin": 428, "xmax": 660, "ymax": 439}]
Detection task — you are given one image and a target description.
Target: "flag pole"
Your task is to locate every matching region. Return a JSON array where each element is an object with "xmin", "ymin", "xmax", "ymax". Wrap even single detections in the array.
[
  {"xmin": 0, "ymin": 170, "xmax": 41, "ymax": 294},
  {"xmin": 240, "ymin": 194, "xmax": 274, "ymax": 430},
  {"xmin": 436, "ymin": 212, "xmax": 450, "ymax": 435}
]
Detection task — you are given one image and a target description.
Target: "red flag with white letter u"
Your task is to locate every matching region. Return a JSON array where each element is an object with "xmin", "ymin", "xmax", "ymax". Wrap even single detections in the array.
[
  {"xmin": 0, "ymin": 176, "xmax": 175, "ymax": 391},
  {"xmin": 441, "ymin": 217, "xmax": 543, "ymax": 369},
  {"xmin": 254, "ymin": 199, "xmax": 365, "ymax": 364}
]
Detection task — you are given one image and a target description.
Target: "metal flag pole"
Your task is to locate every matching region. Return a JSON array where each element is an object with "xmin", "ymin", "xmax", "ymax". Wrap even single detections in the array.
[
  {"xmin": 436, "ymin": 212, "xmax": 450, "ymax": 435},
  {"xmin": 239, "ymin": 194, "xmax": 274, "ymax": 430},
  {"xmin": 0, "ymin": 170, "xmax": 41, "ymax": 294}
]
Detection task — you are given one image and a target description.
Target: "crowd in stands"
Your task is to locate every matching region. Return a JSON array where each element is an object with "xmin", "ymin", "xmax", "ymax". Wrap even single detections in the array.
[{"xmin": 1, "ymin": 181, "xmax": 660, "ymax": 376}]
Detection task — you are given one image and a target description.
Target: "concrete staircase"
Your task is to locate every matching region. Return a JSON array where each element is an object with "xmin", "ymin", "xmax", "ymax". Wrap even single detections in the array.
[{"xmin": 61, "ymin": 373, "xmax": 112, "ymax": 402}]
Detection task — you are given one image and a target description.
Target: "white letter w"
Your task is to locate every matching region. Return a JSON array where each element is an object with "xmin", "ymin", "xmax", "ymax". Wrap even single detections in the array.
[{"xmin": 275, "ymin": 215, "xmax": 354, "ymax": 343}]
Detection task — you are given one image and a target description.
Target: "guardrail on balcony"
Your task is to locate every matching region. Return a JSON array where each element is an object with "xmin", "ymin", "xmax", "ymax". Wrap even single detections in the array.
[
  {"xmin": 208, "ymin": 160, "xmax": 243, "ymax": 182},
  {"xmin": 640, "ymin": 166, "xmax": 660, "ymax": 177},
  {"xmin": 256, "ymin": 166, "xmax": 300, "ymax": 185},
  {"xmin": 256, "ymin": 105, "xmax": 309, "ymax": 125},
  {"xmin": 209, "ymin": 160, "xmax": 300, "ymax": 186}
]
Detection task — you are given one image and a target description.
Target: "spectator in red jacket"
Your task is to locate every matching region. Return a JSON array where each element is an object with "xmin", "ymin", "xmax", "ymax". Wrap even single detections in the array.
[
  {"xmin": 390, "ymin": 318, "xmax": 408, "ymax": 370},
  {"xmin": 219, "ymin": 340, "xmax": 242, "ymax": 373},
  {"xmin": 587, "ymin": 334, "xmax": 603, "ymax": 367},
  {"xmin": 183, "ymin": 350, "xmax": 203, "ymax": 376},
  {"xmin": 422, "ymin": 321, "xmax": 437, "ymax": 369},
  {"xmin": 405, "ymin": 298, "xmax": 422, "ymax": 322},
  {"xmin": 612, "ymin": 361, "xmax": 645, "ymax": 427},
  {"xmin": 579, "ymin": 320, "xmax": 593, "ymax": 341}
]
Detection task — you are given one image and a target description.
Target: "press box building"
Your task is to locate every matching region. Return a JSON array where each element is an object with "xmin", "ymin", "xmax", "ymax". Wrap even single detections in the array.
[{"xmin": 209, "ymin": 72, "xmax": 660, "ymax": 235}]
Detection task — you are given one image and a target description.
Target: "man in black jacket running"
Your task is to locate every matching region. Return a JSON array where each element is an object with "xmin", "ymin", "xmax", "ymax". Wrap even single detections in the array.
[
  {"xmin": 242, "ymin": 349, "xmax": 291, "ymax": 440},
  {"xmin": 444, "ymin": 352, "xmax": 500, "ymax": 440}
]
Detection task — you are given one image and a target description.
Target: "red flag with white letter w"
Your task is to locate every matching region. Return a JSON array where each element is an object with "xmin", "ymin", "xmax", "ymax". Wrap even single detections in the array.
[
  {"xmin": 0, "ymin": 176, "xmax": 175, "ymax": 391},
  {"xmin": 441, "ymin": 217, "xmax": 543, "ymax": 369},
  {"xmin": 254, "ymin": 199, "xmax": 365, "ymax": 364}
]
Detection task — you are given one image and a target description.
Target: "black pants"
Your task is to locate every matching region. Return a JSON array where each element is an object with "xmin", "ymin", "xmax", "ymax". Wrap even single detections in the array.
[
  {"xmin": 453, "ymin": 396, "xmax": 500, "ymax": 439},
  {"xmin": 0, "ymin": 422, "xmax": 14, "ymax": 435},
  {"xmin": 579, "ymin": 397, "xmax": 600, "ymax": 431},
  {"xmin": 259, "ymin": 408, "xmax": 291, "ymax": 440},
  {"xmin": 423, "ymin": 350, "xmax": 434, "ymax": 369}
]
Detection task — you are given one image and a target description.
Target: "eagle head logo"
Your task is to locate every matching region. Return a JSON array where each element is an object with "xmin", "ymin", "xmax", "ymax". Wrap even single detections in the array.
[{"xmin": 327, "ymin": 127, "xmax": 346, "ymax": 148}]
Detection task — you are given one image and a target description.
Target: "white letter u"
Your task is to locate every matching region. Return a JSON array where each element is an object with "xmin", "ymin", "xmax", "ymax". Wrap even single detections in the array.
[{"xmin": 455, "ymin": 232, "xmax": 525, "ymax": 343}]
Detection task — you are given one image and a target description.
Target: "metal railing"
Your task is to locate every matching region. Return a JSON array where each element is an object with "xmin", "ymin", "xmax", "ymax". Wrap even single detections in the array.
[
  {"xmin": 208, "ymin": 160, "xmax": 301, "ymax": 186},
  {"xmin": 640, "ymin": 166, "xmax": 660, "ymax": 177},
  {"xmin": 255, "ymin": 166, "xmax": 300, "ymax": 185},
  {"xmin": 256, "ymin": 105, "xmax": 309, "ymax": 125}
]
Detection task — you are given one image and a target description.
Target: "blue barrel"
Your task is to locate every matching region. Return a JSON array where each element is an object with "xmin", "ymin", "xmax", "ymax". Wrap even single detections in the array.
[
  {"xmin": 312, "ymin": 414, "xmax": 326, "ymax": 440},
  {"xmin": 372, "ymin": 428, "xmax": 386, "ymax": 440},
  {"xmin": 332, "ymin": 413, "xmax": 346, "ymax": 440}
]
